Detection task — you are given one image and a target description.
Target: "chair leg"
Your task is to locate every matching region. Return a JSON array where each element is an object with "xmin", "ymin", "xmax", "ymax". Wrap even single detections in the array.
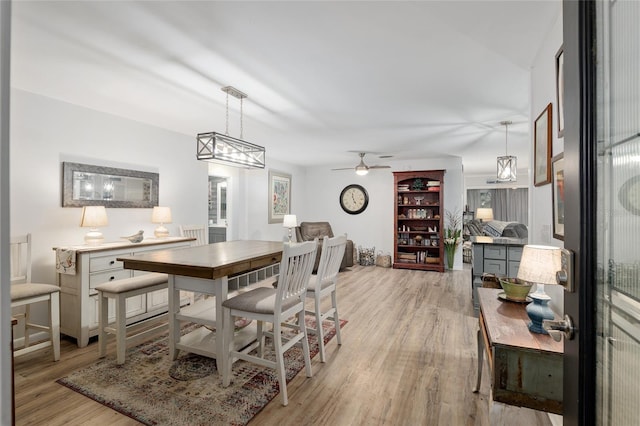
[
  {"xmin": 221, "ymin": 307, "xmax": 233, "ymax": 387},
  {"xmin": 257, "ymin": 320, "xmax": 264, "ymax": 358},
  {"xmin": 332, "ymin": 290, "xmax": 342, "ymax": 345},
  {"xmin": 115, "ymin": 294, "xmax": 126, "ymax": 365},
  {"xmin": 24, "ymin": 304, "xmax": 31, "ymax": 349},
  {"xmin": 273, "ymin": 320, "xmax": 288, "ymax": 406},
  {"xmin": 298, "ymin": 309, "xmax": 313, "ymax": 379},
  {"xmin": 50, "ymin": 292, "xmax": 60, "ymax": 361},
  {"xmin": 98, "ymin": 291, "xmax": 108, "ymax": 358},
  {"xmin": 314, "ymin": 295, "xmax": 326, "ymax": 362}
]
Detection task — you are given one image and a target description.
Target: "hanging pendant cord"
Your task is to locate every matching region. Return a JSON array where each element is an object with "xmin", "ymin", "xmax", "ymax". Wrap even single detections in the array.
[
  {"xmin": 225, "ymin": 91, "xmax": 230, "ymax": 136},
  {"xmin": 504, "ymin": 122, "xmax": 509, "ymax": 156},
  {"xmin": 240, "ymin": 96, "xmax": 244, "ymax": 139}
]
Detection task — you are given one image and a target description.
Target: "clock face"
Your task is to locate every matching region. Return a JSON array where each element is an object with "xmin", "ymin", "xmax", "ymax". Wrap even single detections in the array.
[{"xmin": 340, "ymin": 184, "xmax": 369, "ymax": 215}]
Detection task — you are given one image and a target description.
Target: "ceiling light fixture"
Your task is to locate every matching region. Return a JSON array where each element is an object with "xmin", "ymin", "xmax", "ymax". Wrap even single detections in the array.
[
  {"xmin": 496, "ymin": 120, "xmax": 517, "ymax": 182},
  {"xmin": 197, "ymin": 86, "xmax": 265, "ymax": 169}
]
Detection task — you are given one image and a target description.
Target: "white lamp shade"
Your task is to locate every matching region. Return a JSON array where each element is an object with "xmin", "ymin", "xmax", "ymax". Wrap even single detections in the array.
[
  {"xmin": 80, "ymin": 206, "xmax": 108, "ymax": 228},
  {"xmin": 283, "ymin": 214, "xmax": 297, "ymax": 228},
  {"xmin": 476, "ymin": 208, "xmax": 494, "ymax": 222},
  {"xmin": 151, "ymin": 206, "xmax": 172, "ymax": 224},
  {"xmin": 517, "ymin": 245, "xmax": 562, "ymax": 285}
]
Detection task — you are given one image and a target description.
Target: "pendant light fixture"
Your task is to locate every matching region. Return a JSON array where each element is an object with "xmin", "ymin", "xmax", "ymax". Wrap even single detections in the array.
[
  {"xmin": 496, "ymin": 120, "xmax": 517, "ymax": 182},
  {"xmin": 197, "ymin": 86, "xmax": 265, "ymax": 168}
]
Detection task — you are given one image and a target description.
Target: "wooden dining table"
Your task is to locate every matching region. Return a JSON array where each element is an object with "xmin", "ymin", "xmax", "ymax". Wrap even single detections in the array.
[{"xmin": 117, "ymin": 240, "xmax": 283, "ymax": 375}]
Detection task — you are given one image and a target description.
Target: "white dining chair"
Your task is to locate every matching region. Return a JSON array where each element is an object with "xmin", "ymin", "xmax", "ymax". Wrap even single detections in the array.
[
  {"xmin": 10, "ymin": 234, "xmax": 61, "ymax": 361},
  {"xmin": 221, "ymin": 240, "xmax": 317, "ymax": 406},
  {"xmin": 179, "ymin": 224, "xmax": 208, "ymax": 246},
  {"xmin": 179, "ymin": 224, "xmax": 209, "ymax": 304},
  {"xmin": 305, "ymin": 235, "xmax": 347, "ymax": 362}
]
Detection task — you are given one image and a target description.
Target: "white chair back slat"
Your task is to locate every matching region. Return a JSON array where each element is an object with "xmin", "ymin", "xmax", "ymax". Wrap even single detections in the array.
[
  {"xmin": 276, "ymin": 240, "xmax": 317, "ymax": 311},
  {"xmin": 179, "ymin": 224, "xmax": 208, "ymax": 246},
  {"xmin": 10, "ymin": 234, "xmax": 32, "ymax": 284},
  {"xmin": 316, "ymin": 235, "xmax": 347, "ymax": 287}
]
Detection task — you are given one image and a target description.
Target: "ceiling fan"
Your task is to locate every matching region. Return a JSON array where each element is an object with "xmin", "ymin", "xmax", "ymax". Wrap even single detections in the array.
[{"xmin": 331, "ymin": 152, "xmax": 391, "ymax": 175}]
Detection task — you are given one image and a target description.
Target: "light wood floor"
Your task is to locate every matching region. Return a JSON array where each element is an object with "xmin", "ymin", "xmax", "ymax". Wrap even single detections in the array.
[{"xmin": 14, "ymin": 265, "xmax": 555, "ymax": 425}]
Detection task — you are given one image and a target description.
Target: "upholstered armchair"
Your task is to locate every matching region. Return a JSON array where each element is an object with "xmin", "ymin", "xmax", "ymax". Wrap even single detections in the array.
[{"xmin": 294, "ymin": 222, "xmax": 354, "ymax": 272}]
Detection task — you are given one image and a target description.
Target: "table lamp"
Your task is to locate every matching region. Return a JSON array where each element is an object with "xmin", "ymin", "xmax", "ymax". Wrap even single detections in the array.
[
  {"xmin": 80, "ymin": 206, "xmax": 108, "ymax": 245},
  {"xmin": 476, "ymin": 208, "xmax": 494, "ymax": 222},
  {"xmin": 283, "ymin": 214, "xmax": 297, "ymax": 242},
  {"xmin": 517, "ymin": 244, "xmax": 562, "ymax": 334},
  {"xmin": 152, "ymin": 206, "xmax": 172, "ymax": 238}
]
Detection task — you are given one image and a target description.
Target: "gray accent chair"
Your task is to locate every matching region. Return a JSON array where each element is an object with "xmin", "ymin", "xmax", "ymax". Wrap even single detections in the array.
[{"xmin": 294, "ymin": 222, "xmax": 354, "ymax": 272}]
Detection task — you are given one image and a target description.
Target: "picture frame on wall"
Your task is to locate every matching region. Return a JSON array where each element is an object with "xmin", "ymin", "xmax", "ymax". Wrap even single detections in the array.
[
  {"xmin": 268, "ymin": 170, "xmax": 291, "ymax": 223},
  {"xmin": 555, "ymin": 45, "xmax": 565, "ymax": 138},
  {"xmin": 534, "ymin": 103, "xmax": 553, "ymax": 186},
  {"xmin": 552, "ymin": 153, "xmax": 565, "ymax": 240}
]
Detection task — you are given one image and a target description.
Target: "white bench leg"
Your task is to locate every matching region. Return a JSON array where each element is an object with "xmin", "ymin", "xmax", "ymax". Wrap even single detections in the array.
[
  {"xmin": 98, "ymin": 291, "xmax": 108, "ymax": 358},
  {"xmin": 115, "ymin": 293, "xmax": 126, "ymax": 365}
]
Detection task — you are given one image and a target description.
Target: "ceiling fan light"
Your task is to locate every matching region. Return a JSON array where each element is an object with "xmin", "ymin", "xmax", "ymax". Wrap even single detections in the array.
[{"xmin": 355, "ymin": 167, "xmax": 369, "ymax": 176}]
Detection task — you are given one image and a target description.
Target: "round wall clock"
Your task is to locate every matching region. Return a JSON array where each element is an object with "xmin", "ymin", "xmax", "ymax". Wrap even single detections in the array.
[
  {"xmin": 340, "ymin": 184, "xmax": 369, "ymax": 215},
  {"xmin": 618, "ymin": 175, "xmax": 640, "ymax": 216}
]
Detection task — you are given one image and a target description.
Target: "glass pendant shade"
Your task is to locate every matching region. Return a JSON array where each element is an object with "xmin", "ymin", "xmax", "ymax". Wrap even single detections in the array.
[
  {"xmin": 197, "ymin": 132, "xmax": 265, "ymax": 169},
  {"xmin": 497, "ymin": 155, "xmax": 517, "ymax": 182},
  {"xmin": 496, "ymin": 120, "xmax": 517, "ymax": 182}
]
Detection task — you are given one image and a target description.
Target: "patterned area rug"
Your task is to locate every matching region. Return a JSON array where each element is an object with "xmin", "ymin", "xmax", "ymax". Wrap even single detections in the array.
[{"xmin": 57, "ymin": 317, "xmax": 346, "ymax": 426}]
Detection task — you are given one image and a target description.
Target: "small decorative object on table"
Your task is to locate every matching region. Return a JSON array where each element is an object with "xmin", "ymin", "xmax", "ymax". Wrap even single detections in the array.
[
  {"xmin": 498, "ymin": 277, "xmax": 533, "ymax": 302},
  {"xmin": 122, "ymin": 230, "xmax": 144, "ymax": 243},
  {"xmin": 443, "ymin": 208, "xmax": 462, "ymax": 270}
]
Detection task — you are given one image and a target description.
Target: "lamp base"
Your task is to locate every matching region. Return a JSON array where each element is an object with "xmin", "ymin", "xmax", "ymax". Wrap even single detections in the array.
[
  {"xmin": 154, "ymin": 225, "xmax": 169, "ymax": 238},
  {"xmin": 526, "ymin": 293, "xmax": 555, "ymax": 334},
  {"xmin": 84, "ymin": 229, "xmax": 104, "ymax": 245}
]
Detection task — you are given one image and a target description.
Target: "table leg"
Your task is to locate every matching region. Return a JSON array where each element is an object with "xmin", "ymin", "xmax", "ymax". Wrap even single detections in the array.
[
  {"xmin": 168, "ymin": 275, "xmax": 180, "ymax": 360},
  {"xmin": 473, "ymin": 328, "xmax": 483, "ymax": 392}
]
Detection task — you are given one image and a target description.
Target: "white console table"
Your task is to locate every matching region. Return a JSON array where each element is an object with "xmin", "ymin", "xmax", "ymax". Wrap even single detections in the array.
[{"xmin": 54, "ymin": 237, "xmax": 194, "ymax": 347}]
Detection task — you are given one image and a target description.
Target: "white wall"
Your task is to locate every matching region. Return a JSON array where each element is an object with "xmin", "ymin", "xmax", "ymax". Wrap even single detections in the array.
[
  {"xmin": 529, "ymin": 10, "xmax": 564, "ymax": 313},
  {"xmin": 10, "ymin": 89, "xmax": 209, "ymax": 283}
]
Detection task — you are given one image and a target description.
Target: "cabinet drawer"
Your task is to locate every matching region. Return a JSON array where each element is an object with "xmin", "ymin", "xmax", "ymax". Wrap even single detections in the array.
[
  {"xmin": 90, "ymin": 254, "xmax": 125, "ymax": 272},
  {"xmin": 508, "ymin": 261, "xmax": 520, "ymax": 277},
  {"xmin": 484, "ymin": 259, "xmax": 506, "ymax": 276},
  {"xmin": 508, "ymin": 246, "xmax": 523, "ymax": 260},
  {"xmin": 484, "ymin": 246, "xmax": 507, "ymax": 260},
  {"xmin": 89, "ymin": 269, "xmax": 132, "ymax": 290}
]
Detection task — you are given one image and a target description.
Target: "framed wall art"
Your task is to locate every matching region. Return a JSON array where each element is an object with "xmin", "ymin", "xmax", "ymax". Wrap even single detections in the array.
[
  {"xmin": 268, "ymin": 170, "xmax": 291, "ymax": 223},
  {"xmin": 555, "ymin": 45, "xmax": 565, "ymax": 138},
  {"xmin": 552, "ymin": 153, "xmax": 565, "ymax": 240},
  {"xmin": 534, "ymin": 103, "xmax": 553, "ymax": 186}
]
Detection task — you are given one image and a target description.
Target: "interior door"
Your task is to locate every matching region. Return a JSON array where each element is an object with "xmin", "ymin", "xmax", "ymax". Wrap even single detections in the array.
[
  {"xmin": 208, "ymin": 176, "xmax": 228, "ymax": 243},
  {"xmin": 563, "ymin": 1, "xmax": 640, "ymax": 424},
  {"xmin": 561, "ymin": 1, "xmax": 596, "ymax": 424}
]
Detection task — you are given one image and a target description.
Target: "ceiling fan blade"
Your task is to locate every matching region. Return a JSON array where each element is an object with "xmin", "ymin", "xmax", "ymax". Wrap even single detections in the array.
[
  {"xmin": 331, "ymin": 167, "xmax": 355, "ymax": 171},
  {"xmin": 369, "ymin": 165, "xmax": 391, "ymax": 169}
]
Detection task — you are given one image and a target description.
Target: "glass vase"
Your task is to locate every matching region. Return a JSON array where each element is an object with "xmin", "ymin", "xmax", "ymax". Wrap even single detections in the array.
[{"xmin": 445, "ymin": 245, "xmax": 456, "ymax": 270}]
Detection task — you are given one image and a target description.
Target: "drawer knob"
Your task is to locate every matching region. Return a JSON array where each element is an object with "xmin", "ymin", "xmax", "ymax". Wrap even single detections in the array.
[
  {"xmin": 110, "ymin": 260, "xmax": 115, "ymax": 265},
  {"xmin": 110, "ymin": 276, "xmax": 115, "ymax": 281}
]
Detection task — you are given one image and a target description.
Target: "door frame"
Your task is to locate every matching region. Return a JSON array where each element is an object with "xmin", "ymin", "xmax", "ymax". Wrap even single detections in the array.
[{"xmin": 562, "ymin": 1, "xmax": 597, "ymax": 424}]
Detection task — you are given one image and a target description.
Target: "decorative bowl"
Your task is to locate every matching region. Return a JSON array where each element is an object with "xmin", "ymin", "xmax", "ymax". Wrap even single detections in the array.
[{"xmin": 498, "ymin": 277, "xmax": 533, "ymax": 302}]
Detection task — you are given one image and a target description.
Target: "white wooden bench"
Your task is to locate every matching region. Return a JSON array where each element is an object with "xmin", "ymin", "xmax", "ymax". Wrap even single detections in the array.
[{"xmin": 95, "ymin": 272, "xmax": 169, "ymax": 364}]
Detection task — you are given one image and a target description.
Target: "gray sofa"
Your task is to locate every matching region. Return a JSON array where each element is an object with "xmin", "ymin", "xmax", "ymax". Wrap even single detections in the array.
[
  {"xmin": 465, "ymin": 219, "xmax": 528, "ymax": 239},
  {"xmin": 294, "ymin": 221, "xmax": 354, "ymax": 272}
]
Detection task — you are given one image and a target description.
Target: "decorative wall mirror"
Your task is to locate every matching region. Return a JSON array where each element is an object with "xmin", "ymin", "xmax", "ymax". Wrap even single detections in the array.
[{"xmin": 62, "ymin": 162, "xmax": 159, "ymax": 208}]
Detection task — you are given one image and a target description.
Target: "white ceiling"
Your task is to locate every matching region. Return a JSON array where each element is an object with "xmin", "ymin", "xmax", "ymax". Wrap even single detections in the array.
[{"xmin": 10, "ymin": 0, "xmax": 561, "ymax": 175}]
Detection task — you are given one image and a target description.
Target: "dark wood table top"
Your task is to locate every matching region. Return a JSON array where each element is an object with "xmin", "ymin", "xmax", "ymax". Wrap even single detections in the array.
[
  {"xmin": 477, "ymin": 288, "xmax": 563, "ymax": 354},
  {"xmin": 117, "ymin": 240, "xmax": 283, "ymax": 280}
]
